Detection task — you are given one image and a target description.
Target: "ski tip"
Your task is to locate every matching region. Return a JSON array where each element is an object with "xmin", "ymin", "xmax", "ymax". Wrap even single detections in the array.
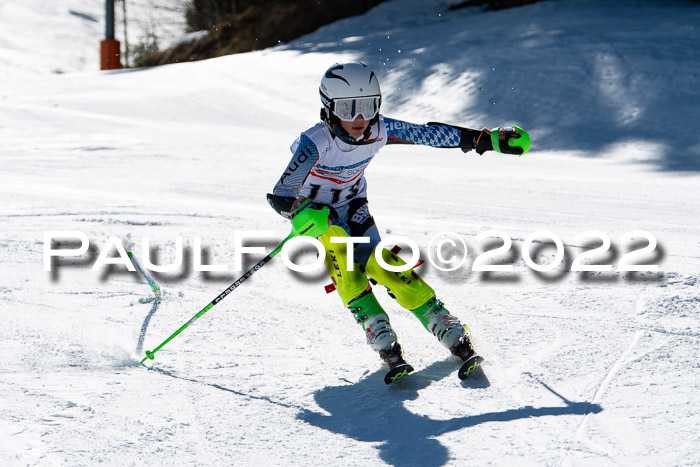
[
  {"xmin": 458, "ymin": 355, "xmax": 484, "ymax": 381},
  {"xmin": 385, "ymin": 364, "xmax": 414, "ymax": 385}
]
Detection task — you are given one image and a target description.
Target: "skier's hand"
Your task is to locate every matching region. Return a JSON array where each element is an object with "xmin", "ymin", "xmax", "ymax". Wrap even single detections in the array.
[
  {"xmin": 290, "ymin": 197, "xmax": 334, "ymax": 221},
  {"xmin": 267, "ymin": 193, "xmax": 296, "ymax": 219},
  {"xmin": 475, "ymin": 126, "xmax": 530, "ymax": 156},
  {"xmin": 290, "ymin": 197, "xmax": 332, "ymax": 238}
]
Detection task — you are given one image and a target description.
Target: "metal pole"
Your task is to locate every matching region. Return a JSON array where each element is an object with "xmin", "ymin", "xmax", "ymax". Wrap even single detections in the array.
[
  {"xmin": 101, "ymin": 0, "xmax": 121, "ymax": 69},
  {"xmin": 106, "ymin": 0, "xmax": 115, "ymax": 40},
  {"xmin": 122, "ymin": 0, "xmax": 129, "ymax": 67}
]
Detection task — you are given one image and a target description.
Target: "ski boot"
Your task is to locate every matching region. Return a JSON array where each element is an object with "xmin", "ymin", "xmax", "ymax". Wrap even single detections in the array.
[
  {"xmin": 347, "ymin": 289, "xmax": 414, "ymax": 385},
  {"xmin": 450, "ymin": 329, "xmax": 484, "ymax": 380},
  {"xmin": 416, "ymin": 297, "xmax": 484, "ymax": 380},
  {"xmin": 418, "ymin": 297, "xmax": 464, "ymax": 349},
  {"xmin": 379, "ymin": 342, "xmax": 414, "ymax": 385}
]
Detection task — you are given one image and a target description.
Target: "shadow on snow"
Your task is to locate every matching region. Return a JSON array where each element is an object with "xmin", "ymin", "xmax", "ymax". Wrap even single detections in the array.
[
  {"xmin": 277, "ymin": 1, "xmax": 700, "ymax": 172},
  {"xmin": 297, "ymin": 359, "xmax": 602, "ymax": 467},
  {"xmin": 144, "ymin": 359, "xmax": 601, "ymax": 467}
]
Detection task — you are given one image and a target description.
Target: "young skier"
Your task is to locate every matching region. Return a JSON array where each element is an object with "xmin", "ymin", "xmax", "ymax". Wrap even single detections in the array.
[{"xmin": 267, "ymin": 61, "xmax": 530, "ymax": 383}]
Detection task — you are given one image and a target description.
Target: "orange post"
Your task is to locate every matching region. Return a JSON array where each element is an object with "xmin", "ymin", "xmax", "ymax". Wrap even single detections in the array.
[{"xmin": 100, "ymin": 39, "xmax": 122, "ymax": 70}]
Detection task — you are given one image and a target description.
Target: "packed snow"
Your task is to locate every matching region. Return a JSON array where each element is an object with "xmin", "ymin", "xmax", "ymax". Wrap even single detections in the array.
[
  {"xmin": 0, "ymin": 0, "xmax": 187, "ymax": 74},
  {"xmin": 1, "ymin": 0, "xmax": 699, "ymax": 465}
]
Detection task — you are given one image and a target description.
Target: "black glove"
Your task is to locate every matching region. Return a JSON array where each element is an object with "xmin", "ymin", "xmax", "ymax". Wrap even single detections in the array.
[
  {"xmin": 267, "ymin": 193, "xmax": 296, "ymax": 219},
  {"xmin": 475, "ymin": 126, "xmax": 531, "ymax": 156}
]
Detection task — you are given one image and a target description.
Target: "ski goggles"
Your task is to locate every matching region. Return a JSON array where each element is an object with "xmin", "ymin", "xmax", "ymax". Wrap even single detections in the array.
[{"xmin": 332, "ymin": 96, "xmax": 380, "ymax": 122}]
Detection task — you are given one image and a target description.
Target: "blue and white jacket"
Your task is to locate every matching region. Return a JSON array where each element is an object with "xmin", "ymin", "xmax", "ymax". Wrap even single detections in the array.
[{"xmin": 272, "ymin": 116, "xmax": 472, "ymax": 209}]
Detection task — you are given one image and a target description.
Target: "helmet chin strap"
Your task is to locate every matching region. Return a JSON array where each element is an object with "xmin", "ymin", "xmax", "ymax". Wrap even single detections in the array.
[{"xmin": 321, "ymin": 108, "xmax": 380, "ymax": 145}]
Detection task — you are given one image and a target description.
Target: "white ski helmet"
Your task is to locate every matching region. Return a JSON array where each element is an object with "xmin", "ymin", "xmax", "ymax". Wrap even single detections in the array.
[{"xmin": 319, "ymin": 61, "xmax": 382, "ymax": 144}]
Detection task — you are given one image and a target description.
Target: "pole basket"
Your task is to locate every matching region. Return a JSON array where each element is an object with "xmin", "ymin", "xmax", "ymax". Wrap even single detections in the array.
[{"xmin": 100, "ymin": 39, "xmax": 122, "ymax": 70}]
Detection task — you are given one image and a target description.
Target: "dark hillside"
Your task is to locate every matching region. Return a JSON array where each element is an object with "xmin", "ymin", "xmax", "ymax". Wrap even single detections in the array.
[{"xmin": 141, "ymin": 0, "xmax": 387, "ymax": 66}]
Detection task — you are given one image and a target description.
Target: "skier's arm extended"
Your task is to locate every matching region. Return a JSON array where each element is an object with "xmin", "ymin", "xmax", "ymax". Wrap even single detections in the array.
[
  {"xmin": 267, "ymin": 134, "xmax": 319, "ymax": 218},
  {"xmin": 383, "ymin": 116, "xmax": 530, "ymax": 156}
]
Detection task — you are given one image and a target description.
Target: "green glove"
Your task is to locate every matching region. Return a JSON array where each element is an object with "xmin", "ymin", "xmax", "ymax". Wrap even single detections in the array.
[
  {"xmin": 475, "ymin": 126, "xmax": 530, "ymax": 156},
  {"xmin": 290, "ymin": 198, "xmax": 331, "ymax": 238}
]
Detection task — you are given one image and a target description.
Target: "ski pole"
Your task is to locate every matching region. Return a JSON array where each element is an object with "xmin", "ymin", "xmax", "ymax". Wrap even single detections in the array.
[
  {"xmin": 128, "ymin": 251, "xmax": 161, "ymax": 300},
  {"xmin": 139, "ymin": 201, "xmax": 329, "ymax": 365},
  {"xmin": 128, "ymin": 251, "xmax": 163, "ymax": 354}
]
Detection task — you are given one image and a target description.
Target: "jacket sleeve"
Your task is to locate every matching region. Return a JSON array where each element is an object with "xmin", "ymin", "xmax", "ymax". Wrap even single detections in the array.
[
  {"xmin": 383, "ymin": 116, "xmax": 481, "ymax": 152},
  {"xmin": 268, "ymin": 133, "xmax": 320, "ymax": 218},
  {"xmin": 272, "ymin": 133, "xmax": 319, "ymax": 198}
]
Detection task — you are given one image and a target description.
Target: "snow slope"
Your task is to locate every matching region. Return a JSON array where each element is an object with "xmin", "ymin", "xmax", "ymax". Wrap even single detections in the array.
[
  {"xmin": 1, "ymin": 0, "xmax": 699, "ymax": 465},
  {"xmin": 0, "ymin": 0, "xmax": 187, "ymax": 75}
]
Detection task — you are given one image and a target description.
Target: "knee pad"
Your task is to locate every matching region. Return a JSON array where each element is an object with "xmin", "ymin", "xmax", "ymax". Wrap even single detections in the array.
[
  {"xmin": 318, "ymin": 225, "xmax": 369, "ymax": 306},
  {"xmin": 365, "ymin": 247, "xmax": 435, "ymax": 311}
]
